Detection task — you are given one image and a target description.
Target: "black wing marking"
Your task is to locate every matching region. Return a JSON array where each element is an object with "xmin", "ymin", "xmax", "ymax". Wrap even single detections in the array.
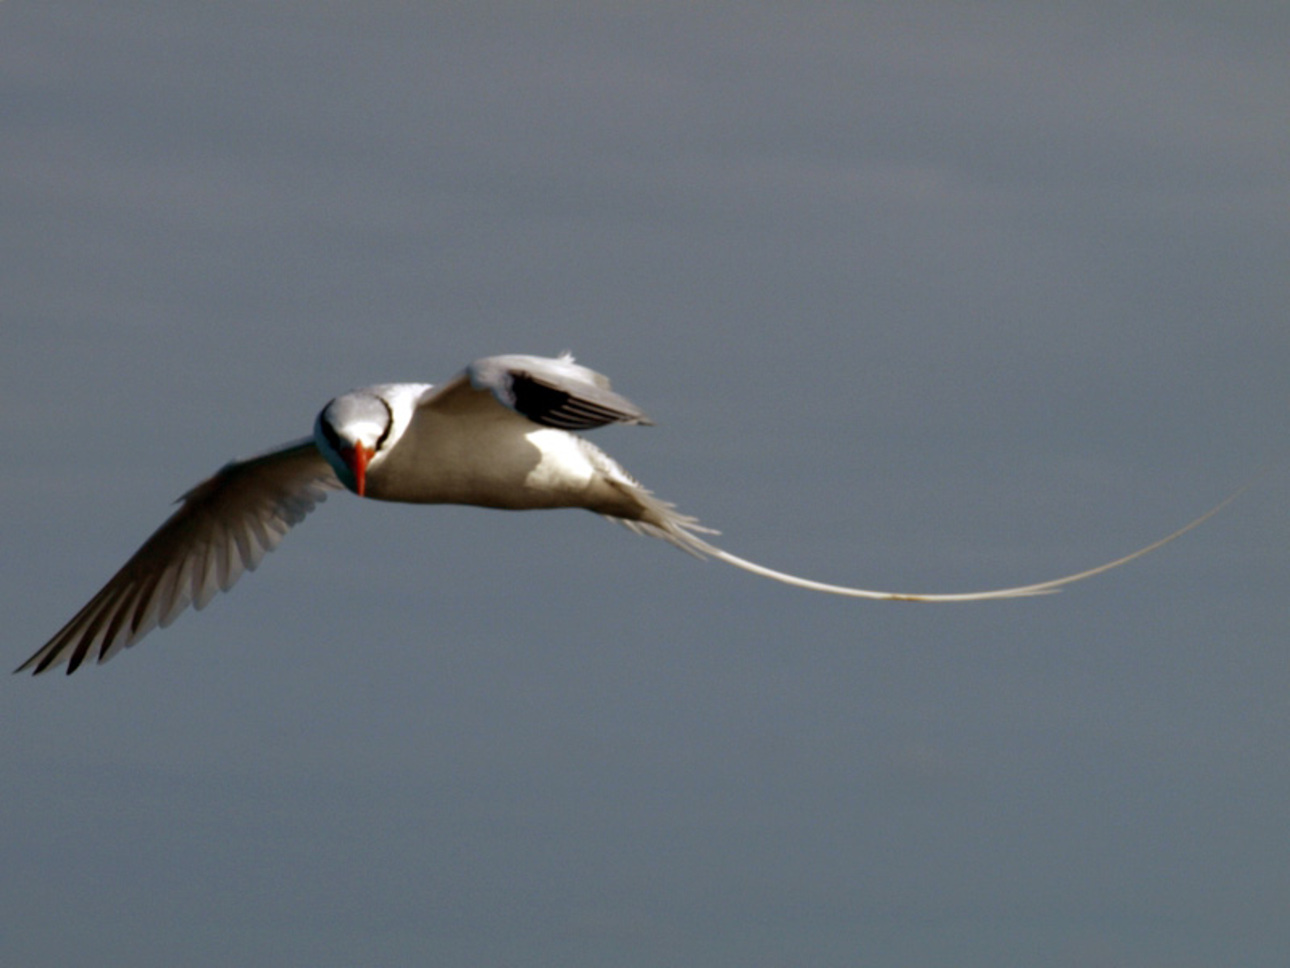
[{"xmin": 507, "ymin": 369, "xmax": 652, "ymax": 430}]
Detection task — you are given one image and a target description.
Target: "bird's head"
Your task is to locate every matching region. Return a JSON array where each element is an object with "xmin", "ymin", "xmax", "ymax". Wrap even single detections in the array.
[{"xmin": 314, "ymin": 391, "xmax": 391, "ymax": 496}]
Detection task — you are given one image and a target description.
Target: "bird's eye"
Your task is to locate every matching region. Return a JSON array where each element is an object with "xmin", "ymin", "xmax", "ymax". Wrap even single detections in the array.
[{"xmin": 319, "ymin": 412, "xmax": 344, "ymax": 454}]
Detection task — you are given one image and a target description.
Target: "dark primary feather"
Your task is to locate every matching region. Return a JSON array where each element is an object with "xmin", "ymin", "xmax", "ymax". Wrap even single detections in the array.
[
  {"xmin": 507, "ymin": 370, "xmax": 651, "ymax": 429},
  {"xmin": 467, "ymin": 354, "xmax": 653, "ymax": 429}
]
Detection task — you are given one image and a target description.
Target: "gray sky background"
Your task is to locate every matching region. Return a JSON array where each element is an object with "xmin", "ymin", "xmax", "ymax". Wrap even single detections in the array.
[{"xmin": 3, "ymin": 4, "xmax": 1287, "ymax": 966}]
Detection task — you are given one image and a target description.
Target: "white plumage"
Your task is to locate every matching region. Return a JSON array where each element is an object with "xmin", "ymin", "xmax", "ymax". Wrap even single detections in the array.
[{"xmin": 18, "ymin": 353, "xmax": 1245, "ymax": 675}]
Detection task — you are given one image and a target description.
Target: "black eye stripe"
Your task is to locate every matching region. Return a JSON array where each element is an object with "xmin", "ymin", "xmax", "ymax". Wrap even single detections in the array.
[
  {"xmin": 320, "ymin": 412, "xmax": 344, "ymax": 453},
  {"xmin": 374, "ymin": 397, "xmax": 395, "ymax": 452}
]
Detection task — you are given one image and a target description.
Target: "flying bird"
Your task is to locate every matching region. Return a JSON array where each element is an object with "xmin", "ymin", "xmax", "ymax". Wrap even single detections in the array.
[{"xmin": 18, "ymin": 353, "xmax": 1245, "ymax": 675}]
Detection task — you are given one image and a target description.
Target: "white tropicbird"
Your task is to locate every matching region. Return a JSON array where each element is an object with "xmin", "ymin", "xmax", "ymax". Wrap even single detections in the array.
[{"xmin": 18, "ymin": 353, "xmax": 1247, "ymax": 675}]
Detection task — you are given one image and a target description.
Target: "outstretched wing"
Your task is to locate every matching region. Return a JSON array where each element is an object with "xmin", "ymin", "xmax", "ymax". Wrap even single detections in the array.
[
  {"xmin": 462, "ymin": 353, "xmax": 653, "ymax": 430},
  {"xmin": 18, "ymin": 438, "xmax": 341, "ymax": 675}
]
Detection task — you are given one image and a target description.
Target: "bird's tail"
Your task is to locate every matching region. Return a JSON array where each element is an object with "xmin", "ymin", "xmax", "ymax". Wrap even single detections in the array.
[{"xmin": 612, "ymin": 472, "xmax": 1260, "ymax": 602}]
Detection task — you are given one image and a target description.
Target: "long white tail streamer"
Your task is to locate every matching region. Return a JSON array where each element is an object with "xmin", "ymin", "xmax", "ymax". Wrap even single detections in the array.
[{"xmin": 680, "ymin": 474, "xmax": 1261, "ymax": 602}]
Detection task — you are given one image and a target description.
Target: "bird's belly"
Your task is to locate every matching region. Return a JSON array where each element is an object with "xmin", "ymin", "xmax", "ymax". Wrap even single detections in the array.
[{"xmin": 365, "ymin": 426, "xmax": 639, "ymax": 516}]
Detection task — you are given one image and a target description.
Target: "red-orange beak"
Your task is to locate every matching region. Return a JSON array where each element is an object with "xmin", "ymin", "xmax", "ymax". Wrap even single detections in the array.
[{"xmin": 348, "ymin": 442, "xmax": 374, "ymax": 497}]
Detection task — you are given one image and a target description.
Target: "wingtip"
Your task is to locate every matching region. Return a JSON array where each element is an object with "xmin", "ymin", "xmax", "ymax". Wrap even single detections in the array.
[{"xmin": 13, "ymin": 651, "xmax": 54, "ymax": 676}]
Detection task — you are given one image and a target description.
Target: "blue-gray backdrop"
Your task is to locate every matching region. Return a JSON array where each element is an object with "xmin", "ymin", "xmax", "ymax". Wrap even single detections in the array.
[{"xmin": 3, "ymin": 4, "xmax": 1286, "ymax": 966}]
